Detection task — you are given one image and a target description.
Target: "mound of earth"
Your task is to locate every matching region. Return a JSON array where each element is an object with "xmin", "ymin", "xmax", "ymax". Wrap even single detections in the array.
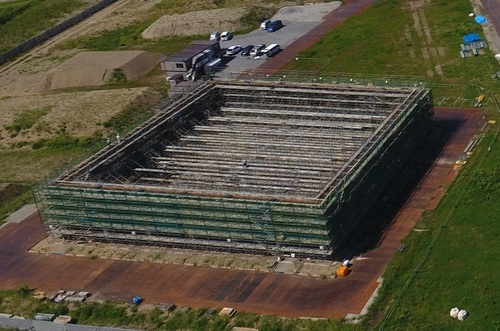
[
  {"xmin": 272, "ymin": 2, "xmax": 341, "ymax": 22},
  {"xmin": 141, "ymin": 2, "xmax": 341, "ymax": 40},
  {"xmin": 141, "ymin": 7, "xmax": 248, "ymax": 40},
  {"xmin": 38, "ymin": 51, "xmax": 165, "ymax": 91}
]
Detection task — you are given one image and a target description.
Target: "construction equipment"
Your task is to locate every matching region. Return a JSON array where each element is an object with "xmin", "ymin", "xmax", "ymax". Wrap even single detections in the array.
[{"xmin": 475, "ymin": 94, "xmax": 485, "ymax": 107}]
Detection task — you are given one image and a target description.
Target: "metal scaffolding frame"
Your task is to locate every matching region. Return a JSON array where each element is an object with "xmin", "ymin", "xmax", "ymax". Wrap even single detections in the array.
[{"xmin": 34, "ymin": 79, "xmax": 433, "ymax": 258}]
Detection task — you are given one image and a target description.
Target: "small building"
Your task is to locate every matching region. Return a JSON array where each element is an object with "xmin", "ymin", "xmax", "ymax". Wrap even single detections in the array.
[{"xmin": 160, "ymin": 40, "xmax": 221, "ymax": 90}]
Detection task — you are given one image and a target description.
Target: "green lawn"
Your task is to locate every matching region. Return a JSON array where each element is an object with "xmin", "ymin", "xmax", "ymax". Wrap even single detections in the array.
[
  {"xmin": 0, "ymin": 0, "xmax": 88, "ymax": 53},
  {"xmin": 0, "ymin": 287, "xmax": 363, "ymax": 331},
  {"xmin": 368, "ymin": 129, "xmax": 500, "ymax": 330},
  {"xmin": 281, "ymin": 0, "xmax": 500, "ymax": 329}
]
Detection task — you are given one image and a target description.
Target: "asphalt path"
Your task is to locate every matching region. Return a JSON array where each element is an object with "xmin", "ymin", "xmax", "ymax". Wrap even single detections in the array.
[
  {"xmin": 477, "ymin": 0, "xmax": 500, "ymax": 54},
  {"xmin": 219, "ymin": 4, "xmax": 341, "ymax": 73}
]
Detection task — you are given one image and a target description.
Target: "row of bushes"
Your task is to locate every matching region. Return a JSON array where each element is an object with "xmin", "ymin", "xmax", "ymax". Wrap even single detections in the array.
[{"xmin": 1, "ymin": 286, "xmax": 359, "ymax": 331}]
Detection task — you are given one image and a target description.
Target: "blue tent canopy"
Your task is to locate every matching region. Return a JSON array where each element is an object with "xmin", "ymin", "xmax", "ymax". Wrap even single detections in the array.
[
  {"xmin": 463, "ymin": 33, "xmax": 481, "ymax": 43},
  {"xmin": 475, "ymin": 16, "xmax": 488, "ymax": 24}
]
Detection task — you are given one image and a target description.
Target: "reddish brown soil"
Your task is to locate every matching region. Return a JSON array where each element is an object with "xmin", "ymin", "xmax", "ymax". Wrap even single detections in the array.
[
  {"xmin": 0, "ymin": 107, "xmax": 483, "ymax": 318},
  {"xmin": 0, "ymin": 0, "xmax": 489, "ymax": 319}
]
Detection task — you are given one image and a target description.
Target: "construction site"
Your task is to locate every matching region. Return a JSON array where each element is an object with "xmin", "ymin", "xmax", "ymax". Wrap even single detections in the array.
[{"xmin": 34, "ymin": 79, "xmax": 434, "ymax": 259}]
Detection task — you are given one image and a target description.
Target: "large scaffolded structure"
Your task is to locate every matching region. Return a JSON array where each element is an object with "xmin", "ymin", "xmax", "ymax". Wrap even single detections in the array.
[{"xmin": 35, "ymin": 79, "xmax": 433, "ymax": 258}]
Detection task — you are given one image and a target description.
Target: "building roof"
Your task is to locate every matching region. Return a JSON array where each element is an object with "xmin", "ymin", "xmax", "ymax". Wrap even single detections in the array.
[{"xmin": 165, "ymin": 40, "xmax": 219, "ymax": 62}]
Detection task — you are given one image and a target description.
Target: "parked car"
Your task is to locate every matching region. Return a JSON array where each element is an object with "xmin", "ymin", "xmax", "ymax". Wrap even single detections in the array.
[
  {"xmin": 250, "ymin": 44, "xmax": 266, "ymax": 57},
  {"xmin": 210, "ymin": 31, "xmax": 220, "ymax": 41},
  {"xmin": 267, "ymin": 20, "xmax": 283, "ymax": 32},
  {"xmin": 220, "ymin": 31, "xmax": 233, "ymax": 41},
  {"xmin": 260, "ymin": 19, "xmax": 271, "ymax": 30},
  {"xmin": 240, "ymin": 45, "xmax": 254, "ymax": 56},
  {"xmin": 263, "ymin": 44, "xmax": 281, "ymax": 57},
  {"xmin": 226, "ymin": 45, "xmax": 242, "ymax": 55}
]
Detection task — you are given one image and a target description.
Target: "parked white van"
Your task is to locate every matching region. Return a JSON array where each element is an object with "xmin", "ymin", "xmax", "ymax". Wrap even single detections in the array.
[{"xmin": 263, "ymin": 44, "xmax": 281, "ymax": 57}]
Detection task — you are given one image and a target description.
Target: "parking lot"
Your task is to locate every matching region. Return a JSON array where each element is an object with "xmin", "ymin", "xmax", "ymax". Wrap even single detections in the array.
[{"xmin": 218, "ymin": 2, "xmax": 341, "ymax": 73}]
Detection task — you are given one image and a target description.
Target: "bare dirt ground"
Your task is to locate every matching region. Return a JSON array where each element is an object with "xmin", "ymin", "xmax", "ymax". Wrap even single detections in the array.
[
  {"xmin": 0, "ymin": 107, "xmax": 484, "ymax": 319},
  {"xmin": 142, "ymin": 2, "xmax": 341, "ymax": 39},
  {"xmin": 0, "ymin": 88, "xmax": 149, "ymax": 148},
  {"xmin": 1, "ymin": 0, "xmax": 498, "ymax": 149},
  {"xmin": 39, "ymin": 51, "xmax": 164, "ymax": 91},
  {"xmin": 141, "ymin": 7, "xmax": 249, "ymax": 39},
  {"xmin": 0, "ymin": 0, "xmax": 322, "ymax": 150},
  {"xmin": 0, "ymin": 0, "xmax": 160, "ymax": 149}
]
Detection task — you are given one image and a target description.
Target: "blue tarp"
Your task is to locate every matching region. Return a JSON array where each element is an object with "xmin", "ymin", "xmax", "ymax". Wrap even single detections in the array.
[
  {"xmin": 463, "ymin": 33, "xmax": 482, "ymax": 43},
  {"xmin": 475, "ymin": 16, "xmax": 488, "ymax": 24}
]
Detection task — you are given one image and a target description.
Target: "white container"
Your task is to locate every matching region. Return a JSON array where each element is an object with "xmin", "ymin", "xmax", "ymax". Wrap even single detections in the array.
[
  {"xmin": 450, "ymin": 307, "xmax": 460, "ymax": 318},
  {"xmin": 457, "ymin": 309, "xmax": 468, "ymax": 321}
]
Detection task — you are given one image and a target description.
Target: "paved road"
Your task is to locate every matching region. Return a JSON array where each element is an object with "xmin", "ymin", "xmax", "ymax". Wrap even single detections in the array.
[
  {"xmin": 218, "ymin": 0, "xmax": 379, "ymax": 76},
  {"xmin": 477, "ymin": 0, "xmax": 500, "ymax": 54},
  {"xmin": 219, "ymin": 3, "xmax": 341, "ymax": 73},
  {"xmin": 219, "ymin": 22, "xmax": 315, "ymax": 73}
]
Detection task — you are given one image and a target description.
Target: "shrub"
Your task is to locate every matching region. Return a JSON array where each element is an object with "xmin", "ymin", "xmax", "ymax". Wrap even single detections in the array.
[
  {"xmin": 239, "ymin": 6, "xmax": 277, "ymax": 28},
  {"xmin": 16, "ymin": 285, "xmax": 31, "ymax": 298},
  {"xmin": 5, "ymin": 106, "xmax": 51, "ymax": 137},
  {"xmin": 109, "ymin": 68, "xmax": 127, "ymax": 84}
]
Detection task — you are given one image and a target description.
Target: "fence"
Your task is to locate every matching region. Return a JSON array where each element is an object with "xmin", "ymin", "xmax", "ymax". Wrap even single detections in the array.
[{"xmin": 0, "ymin": 0, "xmax": 118, "ymax": 65}]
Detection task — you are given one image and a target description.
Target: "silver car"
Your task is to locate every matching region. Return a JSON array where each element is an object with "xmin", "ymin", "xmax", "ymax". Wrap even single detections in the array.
[
  {"xmin": 226, "ymin": 45, "xmax": 242, "ymax": 55},
  {"xmin": 249, "ymin": 44, "xmax": 266, "ymax": 57}
]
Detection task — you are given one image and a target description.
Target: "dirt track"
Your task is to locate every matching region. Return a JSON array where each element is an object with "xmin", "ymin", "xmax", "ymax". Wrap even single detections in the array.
[{"xmin": 0, "ymin": 107, "xmax": 483, "ymax": 318}]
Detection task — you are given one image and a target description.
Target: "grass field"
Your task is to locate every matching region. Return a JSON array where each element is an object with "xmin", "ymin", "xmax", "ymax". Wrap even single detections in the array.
[
  {"xmin": 283, "ymin": 0, "xmax": 500, "ymax": 329},
  {"xmin": 367, "ymin": 129, "xmax": 500, "ymax": 330},
  {"xmin": 0, "ymin": 0, "xmax": 88, "ymax": 53},
  {"xmin": 0, "ymin": 286, "xmax": 361, "ymax": 331},
  {"xmin": 0, "ymin": 0, "xmax": 499, "ymax": 329}
]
